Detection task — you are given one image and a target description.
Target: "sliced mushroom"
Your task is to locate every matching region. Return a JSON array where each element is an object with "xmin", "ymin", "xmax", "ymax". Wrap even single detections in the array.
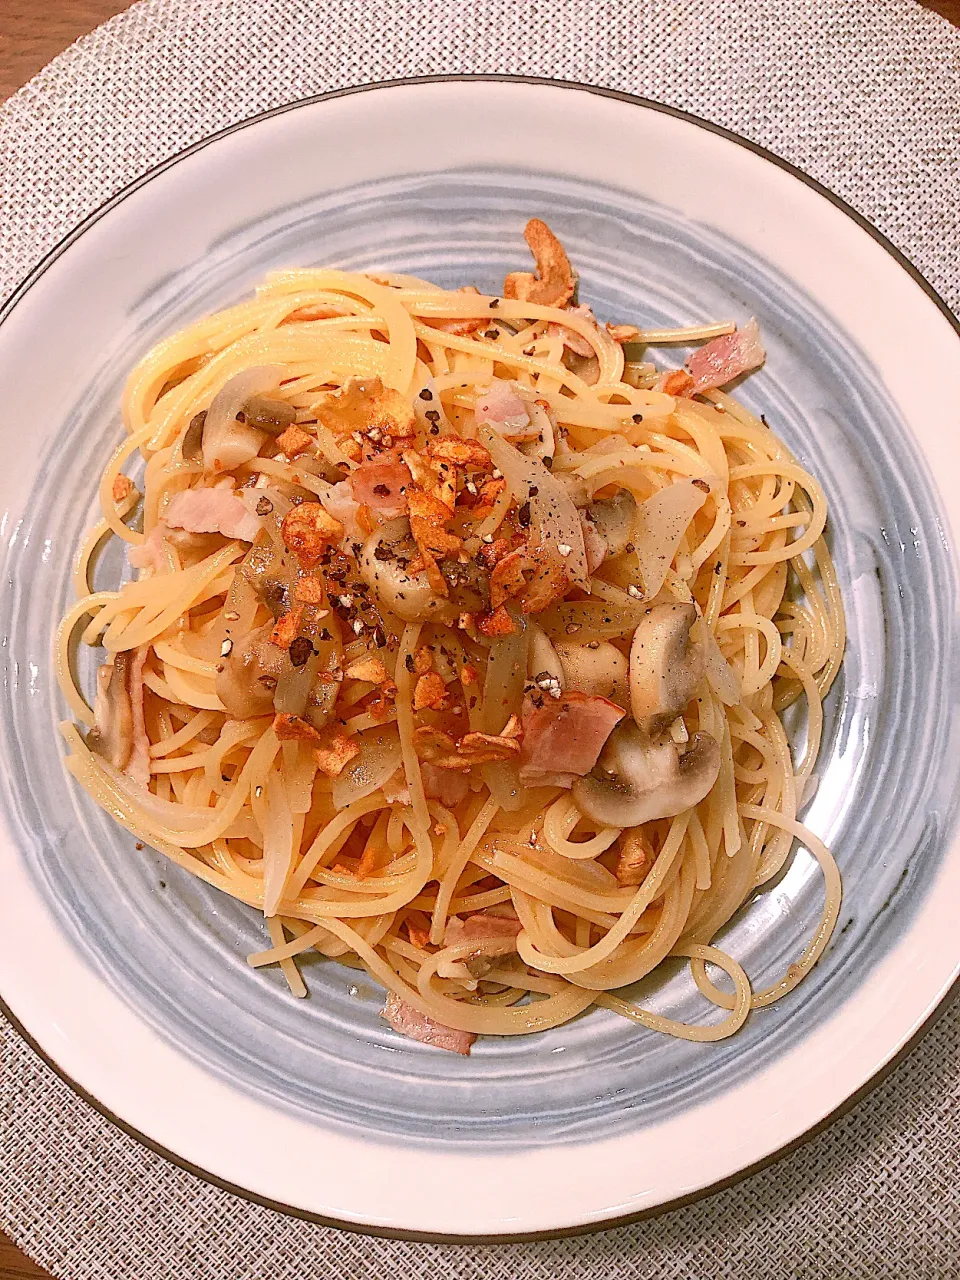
[
  {"xmin": 572, "ymin": 720, "xmax": 720, "ymax": 827},
  {"xmin": 240, "ymin": 539, "xmax": 294, "ymax": 619},
  {"xmin": 358, "ymin": 518, "xmax": 454, "ymax": 621},
  {"xmin": 202, "ymin": 366, "xmax": 285, "ymax": 474},
  {"xmin": 629, "ymin": 602, "xmax": 705, "ymax": 734},
  {"xmin": 89, "ymin": 652, "xmax": 134, "ymax": 769},
  {"xmin": 242, "ymin": 395, "xmax": 297, "ymax": 437},
  {"xmin": 587, "ymin": 488, "xmax": 638, "ymax": 557},
  {"xmin": 555, "ymin": 640, "xmax": 628, "ymax": 707},
  {"xmin": 181, "ymin": 411, "xmax": 206, "ymax": 462},
  {"xmin": 216, "ymin": 621, "xmax": 294, "ymax": 718}
]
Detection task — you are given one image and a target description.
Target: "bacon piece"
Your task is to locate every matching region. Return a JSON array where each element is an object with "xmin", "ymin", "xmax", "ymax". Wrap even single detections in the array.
[
  {"xmin": 503, "ymin": 218, "xmax": 577, "ymax": 308},
  {"xmin": 166, "ymin": 487, "xmax": 261, "ymax": 542},
  {"xmin": 445, "ymin": 909, "xmax": 524, "ymax": 948},
  {"xmin": 280, "ymin": 502, "xmax": 344, "ymax": 568},
  {"xmin": 422, "ymin": 762, "xmax": 470, "ymax": 808},
  {"xmin": 348, "ymin": 455, "xmax": 412, "ymax": 516},
  {"xmin": 381, "ymin": 992, "xmax": 476, "ymax": 1055},
  {"xmin": 684, "ymin": 319, "xmax": 765, "ymax": 393},
  {"xmin": 474, "ymin": 381, "xmax": 533, "ymax": 438},
  {"xmin": 128, "ymin": 525, "xmax": 167, "ymax": 571},
  {"xmin": 519, "ymin": 690, "xmax": 625, "ymax": 787}
]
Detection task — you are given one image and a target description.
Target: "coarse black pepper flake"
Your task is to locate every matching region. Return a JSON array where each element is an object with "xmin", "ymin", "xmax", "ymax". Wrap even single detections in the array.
[
  {"xmin": 425, "ymin": 409, "xmax": 441, "ymax": 422},
  {"xmin": 483, "ymin": 329, "xmax": 499, "ymax": 340},
  {"xmin": 235, "ymin": 410, "xmax": 246, "ymax": 423},
  {"xmin": 517, "ymin": 501, "xmax": 531, "ymax": 528},
  {"xmin": 429, "ymin": 424, "xmax": 440, "ymax": 435},
  {"xmin": 256, "ymin": 497, "xmax": 274, "ymax": 516},
  {"xmin": 405, "ymin": 654, "xmax": 416, "ymax": 672},
  {"xmin": 373, "ymin": 545, "xmax": 395, "ymax": 562},
  {"xmin": 632, "ymin": 413, "xmax": 644, "ymax": 423},
  {"xmin": 529, "ymin": 485, "xmax": 539, "ymax": 497},
  {"xmin": 318, "ymin": 629, "xmax": 333, "ymax": 643},
  {"xmin": 419, "ymin": 388, "xmax": 433, "ymax": 400},
  {"xmin": 373, "ymin": 625, "xmax": 387, "ymax": 648},
  {"xmin": 289, "ymin": 637, "xmax": 314, "ymax": 667},
  {"xmin": 624, "ymin": 542, "xmax": 635, "ymax": 553},
  {"xmin": 542, "ymin": 456, "xmax": 553, "ymax": 469},
  {"xmin": 489, "ymin": 298, "xmax": 500, "ymax": 309}
]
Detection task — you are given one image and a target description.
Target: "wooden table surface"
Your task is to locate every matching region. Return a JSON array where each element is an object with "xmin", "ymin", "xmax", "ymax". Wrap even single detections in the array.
[{"xmin": 1, "ymin": 0, "xmax": 958, "ymax": 1275}]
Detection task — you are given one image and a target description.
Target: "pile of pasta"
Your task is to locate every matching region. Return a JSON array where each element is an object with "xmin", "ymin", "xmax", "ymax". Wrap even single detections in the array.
[{"xmin": 57, "ymin": 220, "xmax": 843, "ymax": 1052}]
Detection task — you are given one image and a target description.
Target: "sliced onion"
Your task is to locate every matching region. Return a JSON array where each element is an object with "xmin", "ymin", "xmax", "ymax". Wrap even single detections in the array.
[
  {"xmin": 692, "ymin": 616, "xmax": 742, "ymax": 706},
  {"xmin": 632, "ymin": 479, "xmax": 709, "ymax": 599},
  {"xmin": 479, "ymin": 425, "xmax": 588, "ymax": 587},
  {"xmin": 536, "ymin": 598, "xmax": 648, "ymax": 644},
  {"xmin": 203, "ymin": 366, "xmax": 286, "ymax": 474},
  {"xmin": 527, "ymin": 622, "xmax": 564, "ymax": 686},
  {"xmin": 93, "ymin": 754, "xmax": 216, "ymax": 831},
  {"xmin": 332, "ymin": 726, "xmax": 403, "ymax": 808}
]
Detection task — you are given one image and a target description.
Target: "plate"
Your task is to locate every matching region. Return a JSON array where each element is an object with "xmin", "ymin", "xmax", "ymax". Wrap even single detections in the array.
[{"xmin": 0, "ymin": 78, "xmax": 959, "ymax": 1240}]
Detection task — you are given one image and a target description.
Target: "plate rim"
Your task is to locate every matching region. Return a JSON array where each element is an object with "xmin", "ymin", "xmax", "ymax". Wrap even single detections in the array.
[{"xmin": 1, "ymin": 72, "xmax": 958, "ymax": 1245}]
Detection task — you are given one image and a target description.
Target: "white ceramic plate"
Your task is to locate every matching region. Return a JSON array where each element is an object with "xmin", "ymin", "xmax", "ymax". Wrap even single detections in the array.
[{"xmin": 1, "ymin": 79, "xmax": 958, "ymax": 1240}]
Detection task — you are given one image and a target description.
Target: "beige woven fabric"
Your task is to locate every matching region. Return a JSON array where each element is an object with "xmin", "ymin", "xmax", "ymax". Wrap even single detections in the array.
[{"xmin": 1, "ymin": 2, "xmax": 959, "ymax": 1276}]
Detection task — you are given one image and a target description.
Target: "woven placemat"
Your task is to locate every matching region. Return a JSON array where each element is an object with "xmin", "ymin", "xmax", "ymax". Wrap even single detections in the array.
[{"xmin": 1, "ymin": 2, "xmax": 959, "ymax": 1276}]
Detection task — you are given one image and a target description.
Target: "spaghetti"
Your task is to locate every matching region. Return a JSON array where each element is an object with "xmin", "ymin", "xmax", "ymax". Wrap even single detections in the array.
[{"xmin": 56, "ymin": 219, "xmax": 844, "ymax": 1052}]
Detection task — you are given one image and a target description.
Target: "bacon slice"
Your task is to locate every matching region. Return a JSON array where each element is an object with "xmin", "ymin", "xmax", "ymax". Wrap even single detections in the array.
[
  {"xmin": 348, "ymin": 455, "xmax": 411, "ymax": 516},
  {"xmin": 421, "ymin": 762, "xmax": 470, "ymax": 808},
  {"xmin": 519, "ymin": 690, "xmax": 626, "ymax": 788},
  {"xmin": 455, "ymin": 912, "xmax": 523, "ymax": 943},
  {"xmin": 474, "ymin": 381, "xmax": 534, "ymax": 438},
  {"xmin": 381, "ymin": 992, "xmax": 476, "ymax": 1055},
  {"xmin": 684, "ymin": 318, "xmax": 765, "ymax": 393},
  {"xmin": 165, "ymin": 487, "xmax": 261, "ymax": 542}
]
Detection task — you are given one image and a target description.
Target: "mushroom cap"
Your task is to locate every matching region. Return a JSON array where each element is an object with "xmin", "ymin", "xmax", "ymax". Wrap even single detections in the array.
[
  {"xmin": 572, "ymin": 720, "xmax": 721, "ymax": 828},
  {"xmin": 629, "ymin": 602, "xmax": 705, "ymax": 734},
  {"xmin": 215, "ymin": 620, "xmax": 292, "ymax": 718},
  {"xmin": 587, "ymin": 488, "xmax": 638, "ymax": 557},
  {"xmin": 555, "ymin": 640, "xmax": 629, "ymax": 707},
  {"xmin": 358, "ymin": 518, "xmax": 453, "ymax": 622}
]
